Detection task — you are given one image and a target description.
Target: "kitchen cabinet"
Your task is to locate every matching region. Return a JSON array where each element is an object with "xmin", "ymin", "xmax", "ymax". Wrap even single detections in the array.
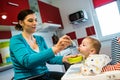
[
  {"xmin": 0, "ymin": 0, "xmax": 30, "ymax": 26},
  {"xmin": 0, "ymin": 31, "xmax": 12, "ymax": 39},
  {"xmin": 37, "ymin": 1, "xmax": 64, "ymax": 29}
]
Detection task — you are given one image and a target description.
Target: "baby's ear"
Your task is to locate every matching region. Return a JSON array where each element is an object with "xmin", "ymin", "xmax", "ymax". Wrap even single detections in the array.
[{"xmin": 90, "ymin": 48, "xmax": 96, "ymax": 54}]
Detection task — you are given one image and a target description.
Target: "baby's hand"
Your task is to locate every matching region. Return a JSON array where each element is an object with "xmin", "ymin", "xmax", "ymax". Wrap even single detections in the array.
[{"xmin": 117, "ymin": 37, "xmax": 120, "ymax": 44}]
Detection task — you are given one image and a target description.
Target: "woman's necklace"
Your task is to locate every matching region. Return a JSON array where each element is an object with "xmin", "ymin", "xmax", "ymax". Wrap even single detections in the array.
[
  {"xmin": 29, "ymin": 39, "xmax": 39, "ymax": 52},
  {"xmin": 27, "ymin": 37, "xmax": 37, "ymax": 50},
  {"xmin": 22, "ymin": 33, "xmax": 38, "ymax": 50}
]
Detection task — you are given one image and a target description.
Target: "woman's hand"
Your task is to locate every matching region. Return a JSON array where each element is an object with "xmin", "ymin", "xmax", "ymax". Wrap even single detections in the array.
[
  {"xmin": 62, "ymin": 55, "xmax": 78, "ymax": 63},
  {"xmin": 52, "ymin": 35, "xmax": 72, "ymax": 54}
]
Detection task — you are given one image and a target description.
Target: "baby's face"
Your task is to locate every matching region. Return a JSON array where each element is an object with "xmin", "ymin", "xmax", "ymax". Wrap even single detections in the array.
[{"xmin": 78, "ymin": 38, "xmax": 93, "ymax": 58}]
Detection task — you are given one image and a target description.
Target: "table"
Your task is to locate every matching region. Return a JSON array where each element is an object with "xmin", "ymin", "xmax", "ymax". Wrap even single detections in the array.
[{"xmin": 61, "ymin": 64, "xmax": 120, "ymax": 80}]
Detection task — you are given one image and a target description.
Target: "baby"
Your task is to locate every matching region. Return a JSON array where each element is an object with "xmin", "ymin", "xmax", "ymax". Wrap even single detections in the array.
[
  {"xmin": 80, "ymin": 54, "xmax": 111, "ymax": 75},
  {"xmin": 77, "ymin": 37, "xmax": 111, "ymax": 75}
]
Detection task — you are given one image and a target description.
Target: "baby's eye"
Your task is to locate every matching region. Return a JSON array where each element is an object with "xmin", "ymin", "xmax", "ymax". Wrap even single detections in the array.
[
  {"xmin": 83, "ymin": 44, "xmax": 86, "ymax": 46},
  {"xmin": 82, "ymin": 44, "xmax": 85, "ymax": 46}
]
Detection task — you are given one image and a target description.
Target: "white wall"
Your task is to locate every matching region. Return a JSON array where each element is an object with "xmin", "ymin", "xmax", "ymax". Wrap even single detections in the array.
[
  {"xmin": 51, "ymin": 0, "xmax": 112, "ymax": 56},
  {"xmin": 51, "ymin": 0, "xmax": 93, "ymax": 38},
  {"xmin": 100, "ymin": 40, "xmax": 111, "ymax": 57}
]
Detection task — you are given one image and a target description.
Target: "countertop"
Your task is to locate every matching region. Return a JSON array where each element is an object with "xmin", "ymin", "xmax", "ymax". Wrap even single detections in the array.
[{"xmin": 0, "ymin": 64, "xmax": 13, "ymax": 72}]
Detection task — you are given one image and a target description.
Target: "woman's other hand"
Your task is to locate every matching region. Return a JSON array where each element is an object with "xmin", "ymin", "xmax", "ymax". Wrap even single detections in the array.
[{"xmin": 117, "ymin": 37, "xmax": 120, "ymax": 44}]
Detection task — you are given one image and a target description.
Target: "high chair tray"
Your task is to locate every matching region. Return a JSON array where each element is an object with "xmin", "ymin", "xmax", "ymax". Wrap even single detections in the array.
[{"xmin": 61, "ymin": 64, "xmax": 120, "ymax": 80}]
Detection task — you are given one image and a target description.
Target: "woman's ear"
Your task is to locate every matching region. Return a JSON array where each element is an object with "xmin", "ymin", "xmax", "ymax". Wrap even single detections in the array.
[{"xmin": 19, "ymin": 20, "xmax": 23, "ymax": 26}]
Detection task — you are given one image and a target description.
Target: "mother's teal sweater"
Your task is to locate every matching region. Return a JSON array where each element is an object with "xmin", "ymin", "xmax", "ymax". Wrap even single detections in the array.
[{"xmin": 10, "ymin": 34, "xmax": 63, "ymax": 80}]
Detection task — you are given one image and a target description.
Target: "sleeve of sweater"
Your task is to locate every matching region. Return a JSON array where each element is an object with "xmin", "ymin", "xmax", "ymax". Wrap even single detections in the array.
[
  {"xmin": 10, "ymin": 35, "xmax": 55, "ymax": 68},
  {"xmin": 47, "ymin": 56, "xmax": 63, "ymax": 64},
  {"xmin": 36, "ymin": 35, "xmax": 63, "ymax": 65}
]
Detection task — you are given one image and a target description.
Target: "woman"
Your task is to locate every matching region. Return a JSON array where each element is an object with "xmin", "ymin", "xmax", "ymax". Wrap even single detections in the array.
[{"xmin": 10, "ymin": 9, "xmax": 76, "ymax": 80}]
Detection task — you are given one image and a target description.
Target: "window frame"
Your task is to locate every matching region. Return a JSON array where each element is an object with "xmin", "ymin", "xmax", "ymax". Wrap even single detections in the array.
[{"xmin": 89, "ymin": 0, "xmax": 120, "ymax": 41}]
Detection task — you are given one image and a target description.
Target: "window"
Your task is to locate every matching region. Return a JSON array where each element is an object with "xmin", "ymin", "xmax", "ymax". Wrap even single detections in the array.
[{"xmin": 92, "ymin": 0, "xmax": 120, "ymax": 41}]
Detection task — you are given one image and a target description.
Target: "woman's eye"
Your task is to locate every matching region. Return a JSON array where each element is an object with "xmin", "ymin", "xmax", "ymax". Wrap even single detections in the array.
[
  {"xmin": 28, "ymin": 19, "xmax": 33, "ymax": 22},
  {"xmin": 27, "ymin": 19, "xmax": 37, "ymax": 22}
]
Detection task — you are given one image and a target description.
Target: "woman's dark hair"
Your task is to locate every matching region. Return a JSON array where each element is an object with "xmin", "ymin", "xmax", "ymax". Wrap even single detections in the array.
[{"xmin": 15, "ymin": 9, "xmax": 35, "ymax": 31}]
